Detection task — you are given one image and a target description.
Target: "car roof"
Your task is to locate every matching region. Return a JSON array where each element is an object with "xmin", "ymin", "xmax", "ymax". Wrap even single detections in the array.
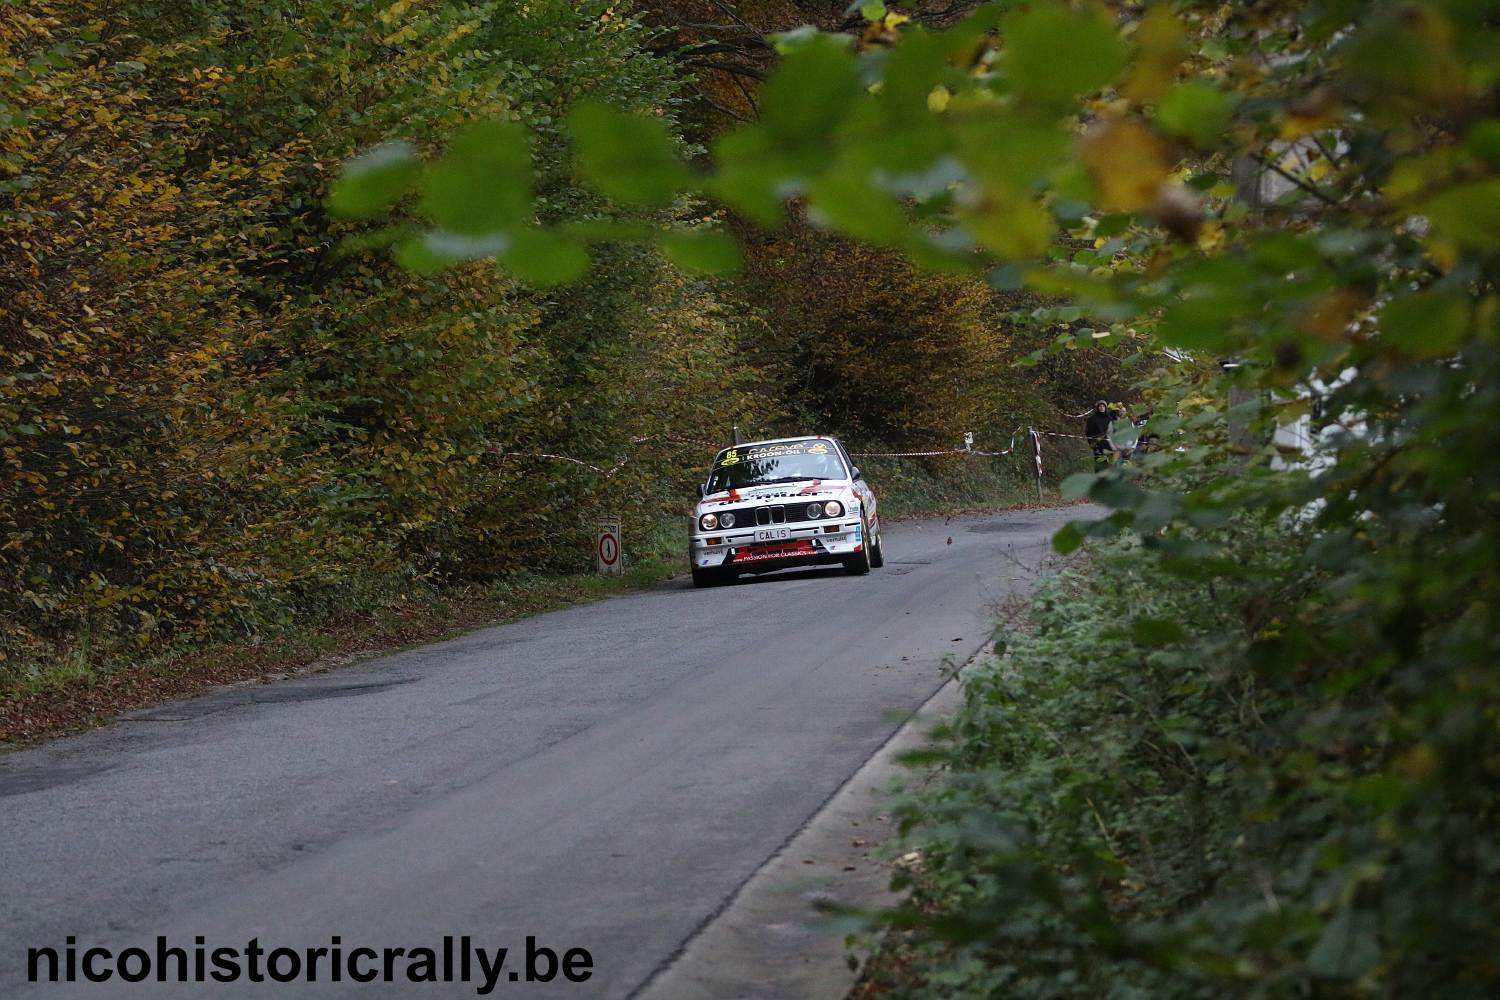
[{"xmin": 715, "ymin": 435, "xmax": 838, "ymax": 453}]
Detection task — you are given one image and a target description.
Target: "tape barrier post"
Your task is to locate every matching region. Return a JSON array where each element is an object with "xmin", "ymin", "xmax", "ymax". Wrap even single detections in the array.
[
  {"xmin": 1030, "ymin": 427, "xmax": 1044, "ymax": 503},
  {"xmin": 596, "ymin": 517, "xmax": 622, "ymax": 576}
]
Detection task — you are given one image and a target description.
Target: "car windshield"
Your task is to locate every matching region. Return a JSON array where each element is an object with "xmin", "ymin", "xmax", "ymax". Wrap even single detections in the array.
[{"xmin": 706, "ymin": 441, "xmax": 847, "ymax": 492}]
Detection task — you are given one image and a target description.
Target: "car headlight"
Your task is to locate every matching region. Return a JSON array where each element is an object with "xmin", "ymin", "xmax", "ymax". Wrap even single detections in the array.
[
  {"xmin": 720, "ymin": 511, "xmax": 735, "ymax": 528},
  {"xmin": 806, "ymin": 502, "xmax": 822, "ymax": 519},
  {"xmin": 824, "ymin": 500, "xmax": 843, "ymax": 517},
  {"xmin": 700, "ymin": 512, "xmax": 718, "ymax": 530}
]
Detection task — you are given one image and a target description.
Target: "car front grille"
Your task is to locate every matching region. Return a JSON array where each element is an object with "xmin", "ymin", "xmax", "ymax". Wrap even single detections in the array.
[
  {"xmin": 718, "ymin": 503, "xmax": 829, "ymax": 527},
  {"xmin": 755, "ymin": 506, "xmax": 785, "ymax": 525}
]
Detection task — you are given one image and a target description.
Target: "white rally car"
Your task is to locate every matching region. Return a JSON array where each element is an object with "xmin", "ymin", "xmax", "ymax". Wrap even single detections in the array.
[{"xmin": 689, "ymin": 435, "xmax": 883, "ymax": 587}]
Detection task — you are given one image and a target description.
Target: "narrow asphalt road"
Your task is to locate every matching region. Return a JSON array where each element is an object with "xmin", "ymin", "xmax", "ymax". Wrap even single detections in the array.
[{"xmin": 1, "ymin": 506, "xmax": 1085, "ymax": 998}]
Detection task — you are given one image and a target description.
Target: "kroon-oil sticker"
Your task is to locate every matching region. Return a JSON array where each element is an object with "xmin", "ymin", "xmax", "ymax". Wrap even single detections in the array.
[{"xmin": 718, "ymin": 442, "xmax": 815, "ymax": 467}]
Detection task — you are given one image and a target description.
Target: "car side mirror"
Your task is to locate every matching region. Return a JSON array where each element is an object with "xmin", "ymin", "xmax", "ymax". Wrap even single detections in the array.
[
  {"xmin": 852, "ymin": 467, "xmax": 862, "ymax": 480},
  {"xmin": 696, "ymin": 483, "xmax": 706, "ymax": 498}
]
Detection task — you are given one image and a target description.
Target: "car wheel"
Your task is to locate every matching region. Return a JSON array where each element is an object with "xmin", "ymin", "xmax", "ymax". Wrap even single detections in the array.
[
  {"xmin": 843, "ymin": 520, "xmax": 873, "ymax": 576},
  {"xmin": 870, "ymin": 524, "xmax": 885, "ymax": 568}
]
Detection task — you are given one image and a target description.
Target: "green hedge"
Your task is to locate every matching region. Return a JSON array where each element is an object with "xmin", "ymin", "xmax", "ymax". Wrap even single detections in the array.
[{"xmin": 873, "ymin": 514, "xmax": 1497, "ymax": 998}]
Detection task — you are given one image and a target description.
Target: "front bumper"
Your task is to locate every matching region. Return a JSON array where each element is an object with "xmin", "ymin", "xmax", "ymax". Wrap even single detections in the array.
[{"xmin": 689, "ymin": 519, "xmax": 865, "ymax": 572}]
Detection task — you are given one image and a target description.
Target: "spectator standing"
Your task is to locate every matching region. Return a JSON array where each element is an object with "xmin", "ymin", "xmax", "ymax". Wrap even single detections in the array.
[{"xmin": 1084, "ymin": 400, "xmax": 1119, "ymax": 470}]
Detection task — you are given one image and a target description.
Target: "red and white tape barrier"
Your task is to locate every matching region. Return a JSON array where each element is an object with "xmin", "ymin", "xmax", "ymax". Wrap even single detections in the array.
[{"xmin": 490, "ymin": 427, "xmax": 1082, "ymax": 481}]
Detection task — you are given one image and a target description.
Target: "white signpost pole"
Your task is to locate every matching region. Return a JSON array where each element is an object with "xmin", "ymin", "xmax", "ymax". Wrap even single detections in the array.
[
  {"xmin": 596, "ymin": 518, "xmax": 622, "ymax": 576},
  {"xmin": 1030, "ymin": 428, "xmax": 1044, "ymax": 503}
]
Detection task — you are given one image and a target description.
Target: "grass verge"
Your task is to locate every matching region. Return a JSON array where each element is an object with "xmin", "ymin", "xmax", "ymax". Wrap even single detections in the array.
[
  {"xmin": 860, "ymin": 444, "xmax": 1086, "ymax": 518},
  {"xmin": 0, "ymin": 520, "xmax": 687, "ymax": 749}
]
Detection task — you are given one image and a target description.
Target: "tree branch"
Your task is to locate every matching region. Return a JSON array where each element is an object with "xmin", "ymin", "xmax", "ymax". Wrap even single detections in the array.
[
  {"xmin": 690, "ymin": 87, "xmax": 754, "ymax": 123},
  {"xmin": 681, "ymin": 58, "xmax": 766, "ymax": 81},
  {"xmin": 1251, "ymin": 152, "xmax": 1341, "ymax": 207}
]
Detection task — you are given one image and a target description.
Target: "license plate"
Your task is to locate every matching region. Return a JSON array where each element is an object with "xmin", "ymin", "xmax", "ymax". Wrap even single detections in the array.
[{"xmin": 755, "ymin": 527, "xmax": 790, "ymax": 542}]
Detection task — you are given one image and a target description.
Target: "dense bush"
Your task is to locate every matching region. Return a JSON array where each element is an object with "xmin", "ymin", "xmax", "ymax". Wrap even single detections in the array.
[
  {"xmin": 875, "ymin": 500, "xmax": 1497, "ymax": 997},
  {"xmin": 0, "ymin": 0, "xmax": 778, "ymax": 667},
  {"xmin": 876, "ymin": 535, "xmax": 1291, "ymax": 998}
]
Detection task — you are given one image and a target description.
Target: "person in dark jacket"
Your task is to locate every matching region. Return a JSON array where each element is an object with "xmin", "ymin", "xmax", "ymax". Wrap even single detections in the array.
[
  {"xmin": 1085, "ymin": 400, "xmax": 1119, "ymax": 470},
  {"xmin": 1132, "ymin": 408, "xmax": 1158, "ymax": 455}
]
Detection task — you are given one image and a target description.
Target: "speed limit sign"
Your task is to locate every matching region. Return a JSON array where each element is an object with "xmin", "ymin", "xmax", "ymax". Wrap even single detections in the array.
[{"xmin": 596, "ymin": 518, "xmax": 622, "ymax": 576}]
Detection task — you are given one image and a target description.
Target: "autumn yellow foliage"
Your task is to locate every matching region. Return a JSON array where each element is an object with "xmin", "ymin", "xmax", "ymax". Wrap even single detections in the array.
[{"xmin": 0, "ymin": 0, "xmax": 774, "ymax": 667}]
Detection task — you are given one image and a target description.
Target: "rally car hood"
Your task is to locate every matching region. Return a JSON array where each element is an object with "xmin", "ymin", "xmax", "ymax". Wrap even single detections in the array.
[{"xmin": 700, "ymin": 479, "xmax": 850, "ymax": 508}]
